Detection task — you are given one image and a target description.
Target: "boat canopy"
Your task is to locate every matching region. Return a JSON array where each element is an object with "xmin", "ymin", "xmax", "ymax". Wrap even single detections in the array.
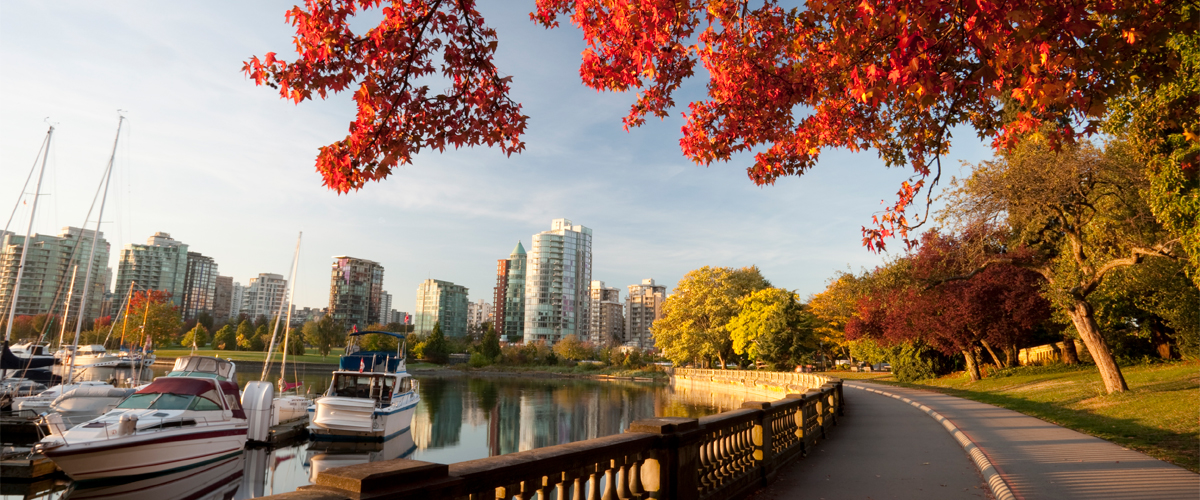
[
  {"xmin": 135, "ymin": 378, "xmax": 219, "ymax": 397},
  {"xmin": 170, "ymin": 356, "xmax": 235, "ymax": 380},
  {"xmin": 339, "ymin": 352, "xmax": 404, "ymax": 372}
]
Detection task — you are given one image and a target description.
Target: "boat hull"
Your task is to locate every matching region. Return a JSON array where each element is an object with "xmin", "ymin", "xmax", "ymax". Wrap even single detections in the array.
[
  {"xmin": 41, "ymin": 426, "xmax": 247, "ymax": 480},
  {"xmin": 308, "ymin": 397, "xmax": 416, "ymax": 442}
]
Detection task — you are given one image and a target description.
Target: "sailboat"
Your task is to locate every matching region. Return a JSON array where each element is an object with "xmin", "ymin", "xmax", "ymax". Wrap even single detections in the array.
[
  {"xmin": 35, "ymin": 118, "xmax": 254, "ymax": 480},
  {"xmin": 243, "ymin": 232, "xmax": 312, "ymax": 444}
]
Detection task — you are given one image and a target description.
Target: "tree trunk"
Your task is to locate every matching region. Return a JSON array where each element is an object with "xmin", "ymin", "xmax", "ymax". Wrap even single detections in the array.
[
  {"xmin": 980, "ymin": 339, "xmax": 1007, "ymax": 369},
  {"xmin": 1059, "ymin": 333, "xmax": 1080, "ymax": 364},
  {"xmin": 1067, "ymin": 300, "xmax": 1128, "ymax": 393},
  {"xmin": 1149, "ymin": 318, "xmax": 1175, "ymax": 360},
  {"xmin": 962, "ymin": 348, "xmax": 982, "ymax": 381},
  {"xmin": 1003, "ymin": 343, "xmax": 1018, "ymax": 368}
]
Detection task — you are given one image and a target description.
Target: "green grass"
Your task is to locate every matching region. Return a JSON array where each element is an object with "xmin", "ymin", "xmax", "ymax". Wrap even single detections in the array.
[
  {"xmin": 155, "ymin": 347, "xmax": 346, "ymax": 365},
  {"xmin": 867, "ymin": 361, "xmax": 1199, "ymax": 472},
  {"xmin": 421, "ymin": 363, "xmax": 671, "ymax": 380},
  {"xmin": 815, "ymin": 370, "xmax": 895, "ymax": 381}
]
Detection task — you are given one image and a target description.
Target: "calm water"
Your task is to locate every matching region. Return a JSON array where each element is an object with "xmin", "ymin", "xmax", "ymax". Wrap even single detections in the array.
[{"xmin": 4, "ymin": 363, "xmax": 737, "ymax": 500}]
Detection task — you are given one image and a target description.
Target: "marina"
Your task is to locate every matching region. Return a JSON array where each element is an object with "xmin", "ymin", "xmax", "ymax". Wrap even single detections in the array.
[{"xmin": 1, "ymin": 360, "xmax": 728, "ymax": 499}]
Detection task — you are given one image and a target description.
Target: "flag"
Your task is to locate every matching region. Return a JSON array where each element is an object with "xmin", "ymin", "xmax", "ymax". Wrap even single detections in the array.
[{"xmin": 359, "ymin": 358, "xmax": 364, "ymax": 373}]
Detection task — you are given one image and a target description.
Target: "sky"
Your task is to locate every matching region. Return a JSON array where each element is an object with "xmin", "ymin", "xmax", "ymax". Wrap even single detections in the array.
[{"xmin": 0, "ymin": 1, "xmax": 995, "ymax": 313}]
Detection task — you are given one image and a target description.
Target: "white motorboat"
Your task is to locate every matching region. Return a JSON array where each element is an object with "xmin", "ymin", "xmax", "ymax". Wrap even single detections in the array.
[
  {"xmin": 36, "ymin": 375, "xmax": 250, "ymax": 481},
  {"xmin": 308, "ymin": 330, "xmax": 419, "ymax": 442},
  {"xmin": 66, "ymin": 345, "xmax": 122, "ymax": 368}
]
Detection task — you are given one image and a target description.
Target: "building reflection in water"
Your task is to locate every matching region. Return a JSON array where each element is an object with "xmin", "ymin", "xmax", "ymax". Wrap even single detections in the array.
[{"xmin": 409, "ymin": 376, "xmax": 730, "ymax": 464}]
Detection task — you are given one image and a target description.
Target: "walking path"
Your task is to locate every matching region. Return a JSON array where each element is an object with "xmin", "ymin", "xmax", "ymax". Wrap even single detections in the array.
[{"xmin": 754, "ymin": 381, "xmax": 1198, "ymax": 499}]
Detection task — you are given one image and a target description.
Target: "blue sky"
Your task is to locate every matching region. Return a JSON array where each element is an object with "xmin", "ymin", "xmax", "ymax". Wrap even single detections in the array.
[{"xmin": 0, "ymin": 1, "xmax": 994, "ymax": 312}]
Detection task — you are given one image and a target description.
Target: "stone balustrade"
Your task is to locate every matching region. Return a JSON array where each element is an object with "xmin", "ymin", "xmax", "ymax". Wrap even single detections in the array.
[{"xmin": 267, "ymin": 371, "xmax": 843, "ymax": 500}]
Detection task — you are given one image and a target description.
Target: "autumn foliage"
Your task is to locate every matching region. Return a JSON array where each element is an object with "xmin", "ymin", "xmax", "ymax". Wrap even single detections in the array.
[{"xmin": 248, "ymin": 0, "xmax": 1191, "ymax": 250}]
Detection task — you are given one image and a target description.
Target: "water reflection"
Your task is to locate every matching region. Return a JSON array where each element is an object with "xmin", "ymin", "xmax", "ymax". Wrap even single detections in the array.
[{"xmin": 3, "ymin": 370, "xmax": 735, "ymax": 500}]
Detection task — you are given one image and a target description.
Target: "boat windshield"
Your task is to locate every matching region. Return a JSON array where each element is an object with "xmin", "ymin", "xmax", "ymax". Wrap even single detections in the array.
[
  {"xmin": 328, "ymin": 374, "xmax": 394, "ymax": 404},
  {"xmin": 117, "ymin": 378, "xmax": 225, "ymax": 411}
]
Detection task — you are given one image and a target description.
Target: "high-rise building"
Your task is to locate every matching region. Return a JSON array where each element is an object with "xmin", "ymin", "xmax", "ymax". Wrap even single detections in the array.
[
  {"xmin": 213, "ymin": 276, "xmax": 234, "ymax": 320},
  {"xmin": 242, "ymin": 273, "xmax": 288, "ymax": 320},
  {"xmin": 0, "ymin": 227, "xmax": 110, "ymax": 323},
  {"xmin": 379, "ymin": 291, "xmax": 393, "ymax": 325},
  {"xmin": 229, "ymin": 281, "xmax": 245, "ymax": 320},
  {"xmin": 626, "ymin": 279, "xmax": 666, "ymax": 350},
  {"xmin": 467, "ymin": 299, "xmax": 493, "ymax": 332},
  {"xmin": 523, "ymin": 219, "xmax": 592, "ymax": 344},
  {"xmin": 181, "ymin": 252, "xmax": 218, "ymax": 321},
  {"xmin": 328, "ymin": 256, "xmax": 384, "ymax": 328},
  {"xmin": 588, "ymin": 280, "xmax": 624, "ymax": 345},
  {"xmin": 415, "ymin": 279, "xmax": 469, "ymax": 337},
  {"xmin": 494, "ymin": 242, "xmax": 526, "ymax": 342},
  {"xmin": 114, "ymin": 232, "xmax": 188, "ymax": 306}
]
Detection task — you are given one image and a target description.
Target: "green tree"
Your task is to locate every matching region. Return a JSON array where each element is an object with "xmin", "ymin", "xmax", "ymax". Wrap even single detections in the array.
[
  {"xmin": 303, "ymin": 315, "xmax": 343, "ymax": 358},
  {"xmin": 727, "ymin": 288, "xmax": 815, "ymax": 370},
  {"xmin": 480, "ymin": 322, "xmax": 501, "ymax": 361},
  {"xmin": 947, "ymin": 138, "xmax": 1185, "ymax": 392},
  {"xmin": 181, "ymin": 323, "xmax": 209, "ymax": 349},
  {"xmin": 422, "ymin": 322, "xmax": 449, "ymax": 364},
  {"xmin": 359, "ymin": 323, "xmax": 400, "ymax": 352},
  {"xmin": 214, "ymin": 324, "xmax": 237, "ymax": 351},
  {"xmin": 234, "ymin": 321, "xmax": 254, "ymax": 351},
  {"xmin": 253, "ymin": 324, "xmax": 270, "ymax": 351},
  {"xmin": 651, "ymin": 266, "xmax": 771, "ymax": 368}
]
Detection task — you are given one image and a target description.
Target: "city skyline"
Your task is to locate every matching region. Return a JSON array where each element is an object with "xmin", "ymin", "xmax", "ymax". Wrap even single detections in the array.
[{"xmin": 0, "ymin": 2, "xmax": 994, "ymax": 316}]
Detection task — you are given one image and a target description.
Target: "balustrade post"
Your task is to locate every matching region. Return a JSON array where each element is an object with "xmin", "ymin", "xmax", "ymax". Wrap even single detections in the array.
[
  {"xmin": 626, "ymin": 417, "xmax": 701, "ymax": 500},
  {"xmin": 740, "ymin": 401, "xmax": 776, "ymax": 485}
]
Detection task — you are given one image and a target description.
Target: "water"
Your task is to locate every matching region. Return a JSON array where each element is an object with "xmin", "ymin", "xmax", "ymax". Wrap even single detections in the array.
[{"xmin": 3, "ymin": 364, "xmax": 735, "ymax": 499}]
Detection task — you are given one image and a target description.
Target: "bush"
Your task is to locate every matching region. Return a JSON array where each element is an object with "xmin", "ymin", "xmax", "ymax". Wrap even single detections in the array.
[{"xmin": 468, "ymin": 352, "xmax": 491, "ymax": 368}]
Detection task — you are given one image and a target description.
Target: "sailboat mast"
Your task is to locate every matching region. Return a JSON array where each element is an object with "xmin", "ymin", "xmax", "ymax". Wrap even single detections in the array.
[
  {"xmin": 64, "ymin": 116, "xmax": 122, "ymax": 384},
  {"xmin": 261, "ymin": 231, "xmax": 301, "ymax": 382},
  {"xmin": 279, "ymin": 232, "xmax": 302, "ymax": 387},
  {"xmin": 57, "ymin": 265, "xmax": 79, "ymax": 348},
  {"xmin": 4, "ymin": 125, "xmax": 53, "ymax": 342}
]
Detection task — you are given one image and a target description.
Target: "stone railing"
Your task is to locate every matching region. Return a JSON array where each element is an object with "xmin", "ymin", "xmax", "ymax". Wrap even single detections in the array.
[{"xmin": 269, "ymin": 374, "xmax": 843, "ymax": 500}]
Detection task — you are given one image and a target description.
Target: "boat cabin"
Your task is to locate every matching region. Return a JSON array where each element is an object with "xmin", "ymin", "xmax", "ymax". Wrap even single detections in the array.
[
  {"xmin": 168, "ymin": 356, "xmax": 236, "ymax": 381},
  {"xmin": 326, "ymin": 372, "xmax": 412, "ymax": 407}
]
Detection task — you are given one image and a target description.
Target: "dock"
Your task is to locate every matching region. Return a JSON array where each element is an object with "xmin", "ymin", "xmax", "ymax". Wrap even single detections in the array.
[
  {"xmin": 249, "ymin": 415, "xmax": 310, "ymax": 447},
  {"xmin": 0, "ymin": 449, "xmax": 60, "ymax": 480}
]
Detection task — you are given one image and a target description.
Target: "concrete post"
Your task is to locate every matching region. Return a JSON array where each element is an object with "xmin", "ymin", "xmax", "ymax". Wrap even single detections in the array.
[{"xmin": 626, "ymin": 417, "xmax": 702, "ymax": 500}]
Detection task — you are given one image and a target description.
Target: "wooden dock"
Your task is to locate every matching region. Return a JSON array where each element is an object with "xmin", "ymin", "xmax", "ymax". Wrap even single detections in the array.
[{"xmin": 0, "ymin": 450, "xmax": 59, "ymax": 480}]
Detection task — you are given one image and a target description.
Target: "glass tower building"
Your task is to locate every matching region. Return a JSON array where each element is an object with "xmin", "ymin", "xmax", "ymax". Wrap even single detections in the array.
[{"xmin": 523, "ymin": 219, "xmax": 592, "ymax": 344}]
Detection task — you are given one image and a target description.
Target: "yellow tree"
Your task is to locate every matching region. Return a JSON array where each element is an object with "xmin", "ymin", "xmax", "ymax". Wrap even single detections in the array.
[
  {"xmin": 651, "ymin": 266, "xmax": 770, "ymax": 367},
  {"xmin": 808, "ymin": 272, "xmax": 866, "ymax": 362},
  {"xmin": 727, "ymin": 288, "xmax": 812, "ymax": 370}
]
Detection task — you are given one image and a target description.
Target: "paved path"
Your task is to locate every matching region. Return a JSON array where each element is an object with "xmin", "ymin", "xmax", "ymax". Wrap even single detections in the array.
[
  {"xmin": 843, "ymin": 382, "xmax": 1199, "ymax": 500},
  {"xmin": 750, "ymin": 381, "xmax": 990, "ymax": 499}
]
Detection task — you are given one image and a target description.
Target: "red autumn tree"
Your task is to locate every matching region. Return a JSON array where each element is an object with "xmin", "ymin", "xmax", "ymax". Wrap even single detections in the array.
[
  {"xmin": 848, "ymin": 231, "xmax": 1050, "ymax": 380},
  {"xmin": 246, "ymin": 0, "xmax": 1191, "ymax": 249}
]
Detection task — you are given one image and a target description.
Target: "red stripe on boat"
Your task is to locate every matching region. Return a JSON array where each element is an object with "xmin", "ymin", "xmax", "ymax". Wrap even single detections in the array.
[{"xmin": 43, "ymin": 428, "xmax": 247, "ymax": 458}]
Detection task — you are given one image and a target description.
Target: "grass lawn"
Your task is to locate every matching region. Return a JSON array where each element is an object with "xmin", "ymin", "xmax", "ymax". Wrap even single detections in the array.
[
  {"xmin": 155, "ymin": 347, "xmax": 345, "ymax": 365},
  {"xmin": 816, "ymin": 371, "xmax": 894, "ymax": 381},
  {"xmin": 869, "ymin": 361, "xmax": 1199, "ymax": 472}
]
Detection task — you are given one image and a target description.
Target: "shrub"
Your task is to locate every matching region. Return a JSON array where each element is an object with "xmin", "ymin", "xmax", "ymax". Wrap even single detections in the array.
[{"xmin": 468, "ymin": 352, "xmax": 491, "ymax": 368}]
